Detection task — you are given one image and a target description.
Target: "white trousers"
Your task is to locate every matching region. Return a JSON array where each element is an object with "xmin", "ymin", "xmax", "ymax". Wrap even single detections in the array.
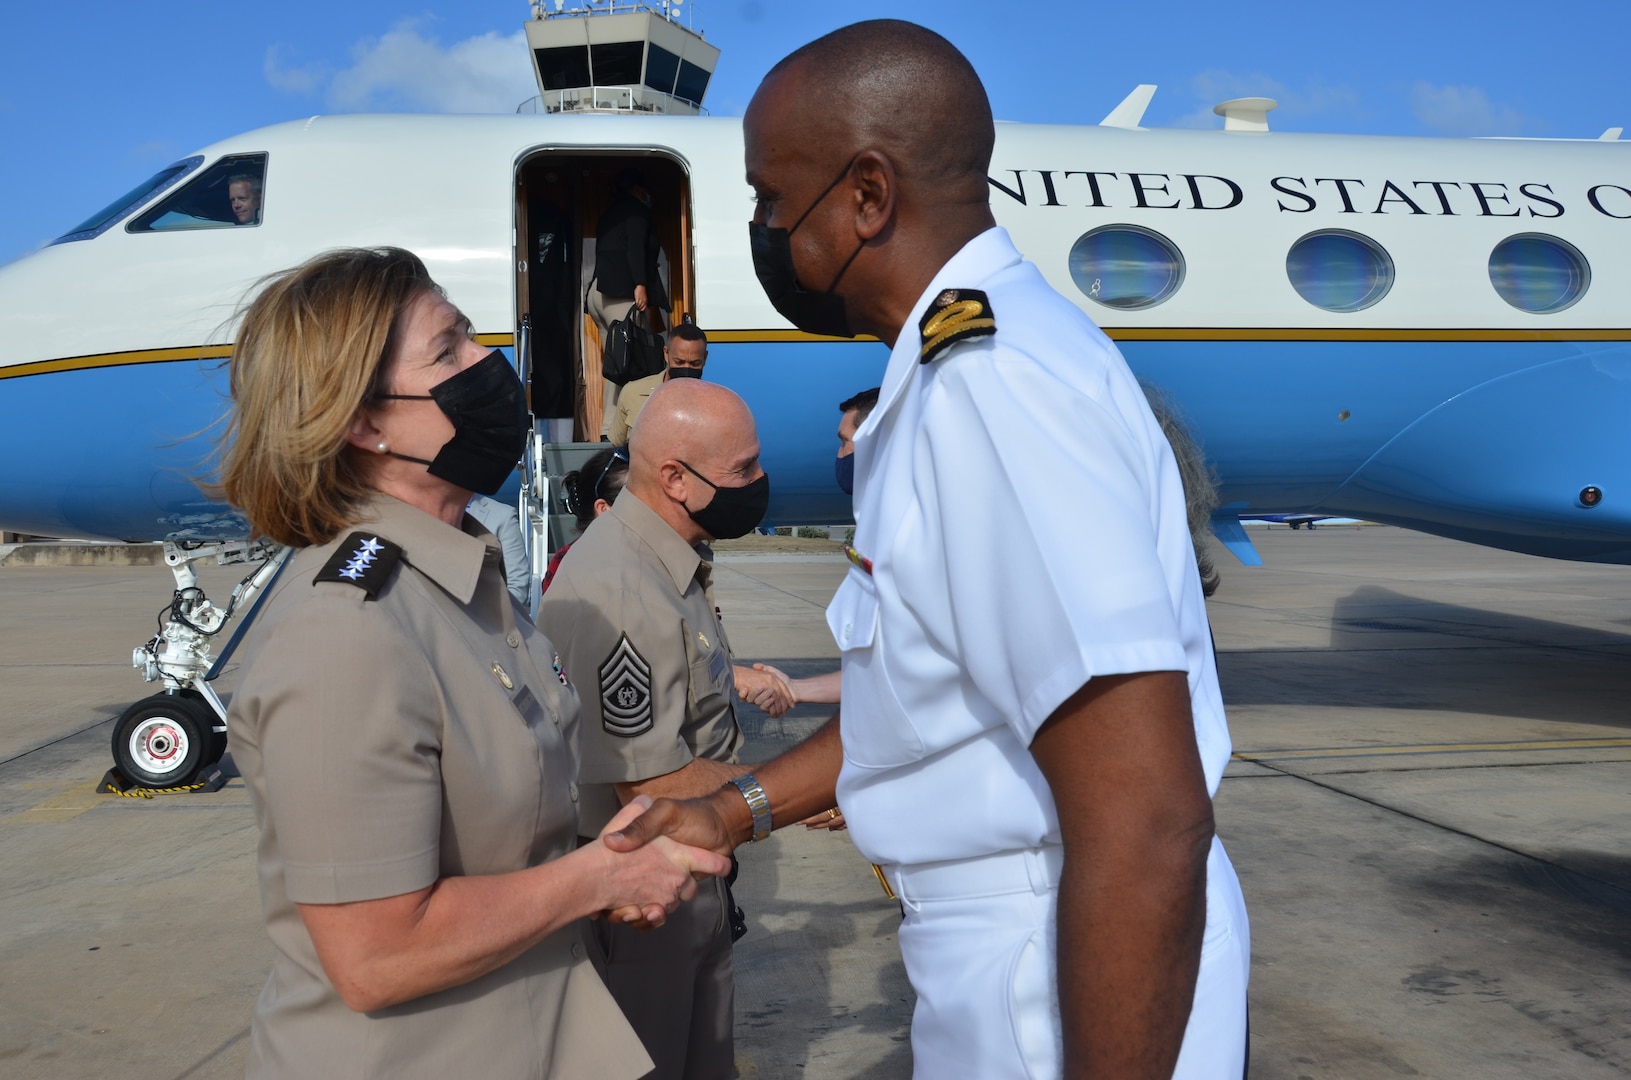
[{"xmin": 889, "ymin": 836, "xmax": 1249, "ymax": 1080}]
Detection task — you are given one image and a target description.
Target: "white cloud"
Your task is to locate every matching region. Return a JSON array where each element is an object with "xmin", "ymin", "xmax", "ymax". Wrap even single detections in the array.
[
  {"xmin": 1171, "ymin": 69, "xmax": 1362, "ymax": 130},
  {"xmin": 264, "ymin": 20, "xmax": 536, "ymax": 114},
  {"xmin": 1409, "ymin": 82, "xmax": 1530, "ymax": 136},
  {"xmin": 264, "ymin": 43, "xmax": 329, "ymax": 96}
]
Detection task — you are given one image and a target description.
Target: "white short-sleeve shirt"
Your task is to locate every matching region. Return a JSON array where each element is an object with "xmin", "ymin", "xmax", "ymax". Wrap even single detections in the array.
[{"xmin": 830, "ymin": 227, "xmax": 1233, "ymax": 867}]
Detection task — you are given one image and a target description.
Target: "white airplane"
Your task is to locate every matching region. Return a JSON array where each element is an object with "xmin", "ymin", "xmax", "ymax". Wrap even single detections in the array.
[{"xmin": 1, "ymin": 3, "xmax": 1626, "ymax": 786}]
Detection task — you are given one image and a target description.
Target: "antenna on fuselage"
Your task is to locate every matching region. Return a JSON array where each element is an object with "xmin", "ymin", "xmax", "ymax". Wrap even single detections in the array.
[
  {"xmin": 1601, "ymin": 127, "xmax": 1623, "ymax": 141},
  {"xmin": 1213, "ymin": 96, "xmax": 1277, "ymax": 133},
  {"xmin": 518, "ymin": 1, "xmax": 718, "ymax": 115}
]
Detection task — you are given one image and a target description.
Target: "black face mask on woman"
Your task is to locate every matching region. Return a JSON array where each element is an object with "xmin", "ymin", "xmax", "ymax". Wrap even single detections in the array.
[
  {"xmin": 375, "ymin": 349, "xmax": 530, "ymax": 496},
  {"xmin": 680, "ymin": 462, "xmax": 770, "ymax": 540},
  {"xmin": 747, "ymin": 159, "xmax": 866, "ymax": 339}
]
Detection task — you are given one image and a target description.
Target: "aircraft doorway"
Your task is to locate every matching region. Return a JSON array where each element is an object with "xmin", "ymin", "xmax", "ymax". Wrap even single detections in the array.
[{"xmin": 516, "ymin": 152, "xmax": 693, "ymax": 441}]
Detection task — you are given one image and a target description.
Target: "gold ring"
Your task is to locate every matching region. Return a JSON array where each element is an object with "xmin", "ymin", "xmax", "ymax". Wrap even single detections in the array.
[{"xmin": 826, "ymin": 808, "xmax": 839, "ymax": 819}]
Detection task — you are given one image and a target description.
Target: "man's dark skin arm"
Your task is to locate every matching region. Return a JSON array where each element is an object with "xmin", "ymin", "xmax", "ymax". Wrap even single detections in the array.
[
  {"xmin": 1032, "ymin": 670, "xmax": 1214, "ymax": 1080},
  {"xmin": 606, "ymin": 714, "xmax": 843, "ymax": 855},
  {"xmin": 611, "ymin": 671, "xmax": 1214, "ymax": 1079}
]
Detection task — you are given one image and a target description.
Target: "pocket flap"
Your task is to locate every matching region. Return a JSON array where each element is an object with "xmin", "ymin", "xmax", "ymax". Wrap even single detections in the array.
[{"xmin": 825, "ymin": 571, "xmax": 879, "ymax": 652}]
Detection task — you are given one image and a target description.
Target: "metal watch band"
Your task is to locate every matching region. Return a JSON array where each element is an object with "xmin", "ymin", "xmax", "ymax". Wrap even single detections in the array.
[{"xmin": 729, "ymin": 773, "xmax": 772, "ymax": 843}]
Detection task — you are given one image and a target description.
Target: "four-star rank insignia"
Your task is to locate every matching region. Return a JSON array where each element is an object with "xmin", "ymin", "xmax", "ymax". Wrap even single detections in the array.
[
  {"xmin": 313, "ymin": 533, "xmax": 403, "ymax": 599},
  {"xmin": 599, "ymin": 633, "xmax": 653, "ymax": 737},
  {"xmin": 919, "ymin": 288, "xmax": 996, "ymax": 364}
]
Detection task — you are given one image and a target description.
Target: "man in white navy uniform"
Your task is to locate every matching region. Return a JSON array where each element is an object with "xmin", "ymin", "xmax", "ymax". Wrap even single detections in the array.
[{"xmin": 609, "ymin": 18, "xmax": 1250, "ymax": 1080}]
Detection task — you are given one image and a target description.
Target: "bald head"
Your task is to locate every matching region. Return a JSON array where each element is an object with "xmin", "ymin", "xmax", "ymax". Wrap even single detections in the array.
[
  {"xmin": 744, "ymin": 21, "xmax": 998, "ymax": 343},
  {"xmin": 752, "ymin": 20, "xmax": 993, "ymax": 193},
  {"xmin": 628, "ymin": 380, "xmax": 764, "ymax": 542}
]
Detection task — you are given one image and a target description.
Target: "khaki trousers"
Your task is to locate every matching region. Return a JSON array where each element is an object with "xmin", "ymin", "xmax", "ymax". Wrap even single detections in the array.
[{"xmin": 594, "ymin": 873, "xmax": 735, "ymax": 1080}]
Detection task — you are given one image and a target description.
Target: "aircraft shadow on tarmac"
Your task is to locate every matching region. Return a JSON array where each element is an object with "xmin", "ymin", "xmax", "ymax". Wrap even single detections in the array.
[
  {"xmin": 1216, "ymin": 585, "xmax": 1631, "ymax": 728},
  {"xmin": 1403, "ymin": 847, "xmax": 1631, "ymax": 960}
]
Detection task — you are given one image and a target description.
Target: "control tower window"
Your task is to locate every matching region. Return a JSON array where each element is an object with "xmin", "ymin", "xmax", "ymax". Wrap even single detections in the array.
[
  {"xmin": 1488, "ymin": 233, "xmax": 1590, "ymax": 313},
  {"xmin": 1068, "ymin": 225, "xmax": 1185, "ymax": 310},
  {"xmin": 674, "ymin": 61, "xmax": 711, "ymax": 106},
  {"xmin": 52, "ymin": 156, "xmax": 204, "ymax": 244},
  {"xmin": 1286, "ymin": 230, "xmax": 1393, "ymax": 312},
  {"xmin": 126, "ymin": 153, "xmax": 269, "ymax": 232},
  {"xmin": 645, "ymin": 44, "xmax": 680, "ymax": 95},
  {"xmin": 591, "ymin": 42, "xmax": 644, "ymax": 86},
  {"xmin": 535, "ymin": 46, "xmax": 590, "ymax": 90}
]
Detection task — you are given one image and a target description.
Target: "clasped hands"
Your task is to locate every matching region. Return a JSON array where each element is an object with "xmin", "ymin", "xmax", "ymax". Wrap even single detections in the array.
[{"xmin": 596, "ymin": 790, "xmax": 741, "ymax": 930}]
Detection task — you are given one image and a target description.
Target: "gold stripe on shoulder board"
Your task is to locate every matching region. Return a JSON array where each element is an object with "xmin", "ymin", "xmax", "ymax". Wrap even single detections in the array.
[{"xmin": 919, "ymin": 288, "xmax": 996, "ymax": 364}]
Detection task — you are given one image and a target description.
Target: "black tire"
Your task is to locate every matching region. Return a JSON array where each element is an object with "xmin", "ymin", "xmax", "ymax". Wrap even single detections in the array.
[{"xmin": 110, "ymin": 692, "xmax": 215, "ymax": 788}]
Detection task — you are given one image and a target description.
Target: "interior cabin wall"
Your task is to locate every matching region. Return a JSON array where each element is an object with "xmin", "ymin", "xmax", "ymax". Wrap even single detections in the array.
[{"xmin": 516, "ymin": 152, "xmax": 691, "ymax": 441}]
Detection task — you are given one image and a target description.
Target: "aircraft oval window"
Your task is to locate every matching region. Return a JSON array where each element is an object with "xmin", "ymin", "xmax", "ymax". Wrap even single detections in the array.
[
  {"xmin": 1286, "ymin": 230, "xmax": 1394, "ymax": 313},
  {"xmin": 1068, "ymin": 225, "xmax": 1185, "ymax": 310},
  {"xmin": 127, "ymin": 153, "xmax": 268, "ymax": 233},
  {"xmin": 51, "ymin": 156, "xmax": 205, "ymax": 244},
  {"xmin": 1488, "ymin": 233, "xmax": 1590, "ymax": 314}
]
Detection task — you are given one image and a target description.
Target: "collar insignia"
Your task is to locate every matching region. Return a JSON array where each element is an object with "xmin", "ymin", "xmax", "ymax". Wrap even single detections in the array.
[
  {"xmin": 313, "ymin": 533, "xmax": 403, "ymax": 599},
  {"xmin": 919, "ymin": 288, "xmax": 996, "ymax": 364}
]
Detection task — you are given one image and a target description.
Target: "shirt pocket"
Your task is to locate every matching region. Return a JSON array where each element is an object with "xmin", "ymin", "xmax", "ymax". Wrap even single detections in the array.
[
  {"xmin": 827, "ymin": 571, "xmax": 925, "ymax": 768},
  {"xmin": 684, "ymin": 619, "xmax": 733, "ymax": 717}
]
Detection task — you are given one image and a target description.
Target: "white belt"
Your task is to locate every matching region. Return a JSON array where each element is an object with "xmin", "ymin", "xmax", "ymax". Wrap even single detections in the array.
[{"xmin": 885, "ymin": 845, "xmax": 1065, "ymax": 903}]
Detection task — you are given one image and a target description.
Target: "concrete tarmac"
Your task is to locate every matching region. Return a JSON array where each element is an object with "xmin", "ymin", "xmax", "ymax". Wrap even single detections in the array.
[{"xmin": 0, "ymin": 526, "xmax": 1627, "ymax": 1078}]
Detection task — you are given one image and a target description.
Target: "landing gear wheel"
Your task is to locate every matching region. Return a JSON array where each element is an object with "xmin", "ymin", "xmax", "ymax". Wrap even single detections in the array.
[{"xmin": 110, "ymin": 692, "xmax": 217, "ymax": 789}]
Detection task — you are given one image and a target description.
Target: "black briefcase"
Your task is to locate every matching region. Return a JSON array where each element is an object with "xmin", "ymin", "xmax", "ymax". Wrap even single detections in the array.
[{"xmin": 602, "ymin": 315, "xmax": 665, "ymax": 386}]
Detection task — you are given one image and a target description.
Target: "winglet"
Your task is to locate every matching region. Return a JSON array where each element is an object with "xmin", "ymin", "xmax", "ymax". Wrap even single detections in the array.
[
  {"xmin": 1210, "ymin": 505, "xmax": 1264, "ymax": 567},
  {"xmin": 1100, "ymin": 85, "xmax": 1157, "ymax": 130}
]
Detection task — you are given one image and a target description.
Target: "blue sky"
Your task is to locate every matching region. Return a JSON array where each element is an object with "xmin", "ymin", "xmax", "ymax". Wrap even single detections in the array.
[{"xmin": 1, "ymin": 0, "xmax": 1625, "ymax": 265}]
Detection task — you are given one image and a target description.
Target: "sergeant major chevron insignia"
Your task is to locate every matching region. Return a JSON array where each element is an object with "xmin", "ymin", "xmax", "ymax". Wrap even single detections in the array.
[
  {"xmin": 313, "ymin": 533, "xmax": 403, "ymax": 599},
  {"xmin": 919, "ymin": 288, "xmax": 996, "ymax": 364},
  {"xmin": 599, "ymin": 633, "xmax": 653, "ymax": 737}
]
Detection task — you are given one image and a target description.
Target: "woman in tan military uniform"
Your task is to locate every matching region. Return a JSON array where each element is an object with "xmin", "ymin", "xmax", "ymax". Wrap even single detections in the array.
[{"xmin": 218, "ymin": 247, "xmax": 727, "ymax": 1079}]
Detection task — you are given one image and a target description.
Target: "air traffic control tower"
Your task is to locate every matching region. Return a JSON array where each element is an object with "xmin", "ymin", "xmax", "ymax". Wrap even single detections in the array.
[{"xmin": 519, "ymin": 2, "xmax": 719, "ymax": 115}]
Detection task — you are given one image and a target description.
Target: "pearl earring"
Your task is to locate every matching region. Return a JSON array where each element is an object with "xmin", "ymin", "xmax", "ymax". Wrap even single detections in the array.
[{"xmin": 376, "ymin": 441, "xmax": 389, "ymax": 454}]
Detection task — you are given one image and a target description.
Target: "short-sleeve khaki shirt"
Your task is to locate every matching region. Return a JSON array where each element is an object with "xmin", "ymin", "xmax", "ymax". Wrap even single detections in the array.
[
  {"xmin": 538, "ymin": 491, "xmax": 743, "ymax": 835},
  {"xmin": 227, "ymin": 494, "xmax": 652, "ymax": 1080}
]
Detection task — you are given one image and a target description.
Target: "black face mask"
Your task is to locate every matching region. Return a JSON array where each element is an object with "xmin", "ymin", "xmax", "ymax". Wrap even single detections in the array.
[
  {"xmin": 680, "ymin": 461, "xmax": 770, "ymax": 540},
  {"xmin": 666, "ymin": 365, "xmax": 704, "ymax": 380},
  {"xmin": 834, "ymin": 452, "xmax": 855, "ymax": 496},
  {"xmin": 375, "ymin": 349, "xmax": 530, "ymax": 496},
  {"xmin": 748, "ymin": 160, "xmax": 866, "ymax": 339}
]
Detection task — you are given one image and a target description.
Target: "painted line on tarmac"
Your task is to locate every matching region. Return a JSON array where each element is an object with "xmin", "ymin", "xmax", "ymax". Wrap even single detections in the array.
[
  {"xmin": 1234, "ymin": 737, "xmax": 1631, "ymax": 762},
  {"xmin": 4, "ymin": 781, "xmax": 104, "ymax": 823}
]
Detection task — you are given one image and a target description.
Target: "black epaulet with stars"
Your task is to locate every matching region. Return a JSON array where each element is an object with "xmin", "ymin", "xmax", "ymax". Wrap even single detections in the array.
[
  {"xmin": 312, "ymin": 532, "xmax": 403, "ymax": 600},
  {"xmin": 918, "ymin": 288, "xmax": 996, "ymax": 364}
]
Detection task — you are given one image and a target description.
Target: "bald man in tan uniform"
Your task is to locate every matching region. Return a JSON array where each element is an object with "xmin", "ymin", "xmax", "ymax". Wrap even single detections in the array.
[{"xmin": 539, "ymin": 380, "xmax": 770, "ymax": 1080}]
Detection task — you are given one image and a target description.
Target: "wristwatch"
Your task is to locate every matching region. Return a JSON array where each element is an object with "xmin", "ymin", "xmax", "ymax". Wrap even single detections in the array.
[{"xmin": 729, "ymin": 773, "xmax": 773, "ymax": 843}]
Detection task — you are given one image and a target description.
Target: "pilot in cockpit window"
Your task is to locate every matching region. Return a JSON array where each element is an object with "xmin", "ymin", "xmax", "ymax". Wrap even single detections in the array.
[
  {"xmin": 228, "ymin": 174, "xmax": 262, "ymax": 226},
  {"xmin": 127, "ymin": 153, "xmax": 267, "ymax": 233}
]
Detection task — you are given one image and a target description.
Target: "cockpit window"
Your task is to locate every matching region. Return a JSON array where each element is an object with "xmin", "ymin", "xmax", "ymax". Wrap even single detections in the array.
[
  {"xmin": 51, "ymin": 156, "xmax": 205, "ymax": 244},
  {"xmin": 127, "ymin": 153, "xmax": 268, "ymax": 233}
]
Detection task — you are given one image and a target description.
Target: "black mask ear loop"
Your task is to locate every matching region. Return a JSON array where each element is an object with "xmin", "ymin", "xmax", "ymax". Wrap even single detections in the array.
[
  {"xmin": 370, "ymin": 391, "xmax": 436, "ymax": 467},
  {"xmin": 787, "ymin": 158, "xmax": 867, "ymax": 292}
]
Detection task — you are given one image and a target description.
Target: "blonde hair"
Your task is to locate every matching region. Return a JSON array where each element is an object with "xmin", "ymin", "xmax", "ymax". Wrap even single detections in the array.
[{"xmin": 220, "ymin": 247, "xmax": 439, "ymax": 547}]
